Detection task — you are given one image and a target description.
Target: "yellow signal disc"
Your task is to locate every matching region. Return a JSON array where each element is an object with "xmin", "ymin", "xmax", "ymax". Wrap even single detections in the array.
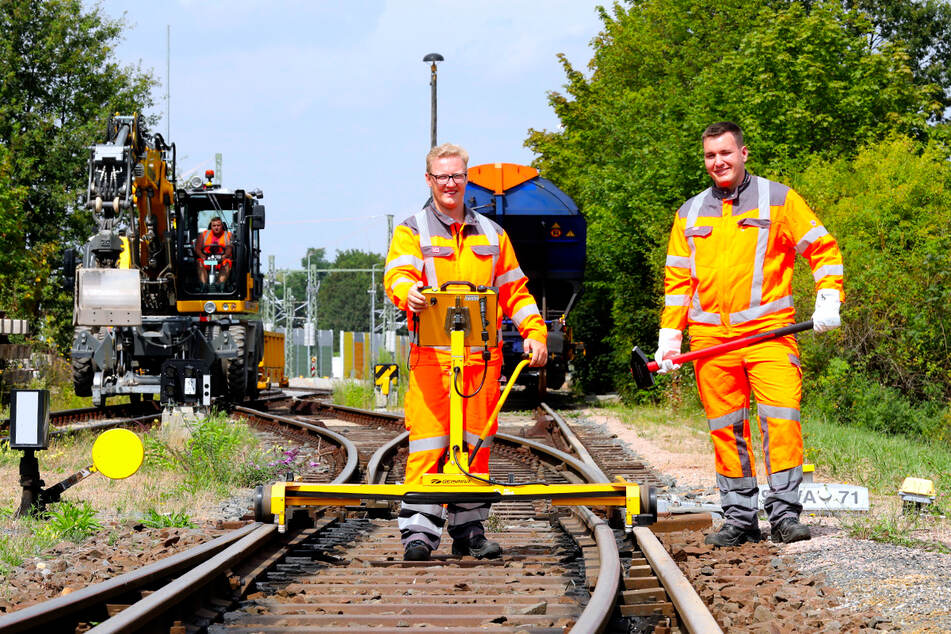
[{"xmin": 91, "ymin": 428, "xmax": 144, "ymax": 480}]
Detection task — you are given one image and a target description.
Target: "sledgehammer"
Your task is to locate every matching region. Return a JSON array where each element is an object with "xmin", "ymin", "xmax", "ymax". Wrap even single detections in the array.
[{"xmin": 630, "ymin": 320, "xmax": 814, "ymax": 389}]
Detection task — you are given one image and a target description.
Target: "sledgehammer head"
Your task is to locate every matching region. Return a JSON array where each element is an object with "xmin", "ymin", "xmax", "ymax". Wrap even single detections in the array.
[{"xmin": 629, "ymin": 346, "xmax": 655, "ymax": 390}]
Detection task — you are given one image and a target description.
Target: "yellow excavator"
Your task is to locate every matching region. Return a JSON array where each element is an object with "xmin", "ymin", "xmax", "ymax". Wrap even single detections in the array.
[{"xmin": 66, "ymin": 113, "xmax": 275, "ymax": 406}]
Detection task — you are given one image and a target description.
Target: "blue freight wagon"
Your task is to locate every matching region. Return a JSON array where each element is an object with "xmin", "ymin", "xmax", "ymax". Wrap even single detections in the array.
[{"xmin": 465, "ymin": 163, "xmax": 585, "ymax": 395}]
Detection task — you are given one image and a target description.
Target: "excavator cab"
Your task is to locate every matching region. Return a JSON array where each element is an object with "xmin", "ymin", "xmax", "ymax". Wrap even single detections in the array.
[{"xmin": 174, "ymin": 183, "xmax": 265, "ymax": 314}]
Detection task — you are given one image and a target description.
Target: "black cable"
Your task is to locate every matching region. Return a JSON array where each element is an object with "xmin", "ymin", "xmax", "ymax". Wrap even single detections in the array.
[
  {"xmin": 452, "ymin": 294, "xmax": 492, "ymax": 398},
  {"xmin": 408, "ymin": 312, "xmax": 420, "ymax": 370},
  {"xmin": 452, "ymin": 363, "xmax": 487, "ymax": 398}
]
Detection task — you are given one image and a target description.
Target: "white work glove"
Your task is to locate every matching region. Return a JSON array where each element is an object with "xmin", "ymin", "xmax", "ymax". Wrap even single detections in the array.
[
  {"xmin": 653, "ymin": 328, "xmax": 683, "ymax": 374},
  {"xmin": 812, "ymin": 288, "xmax": 841, "ymax": 333}
]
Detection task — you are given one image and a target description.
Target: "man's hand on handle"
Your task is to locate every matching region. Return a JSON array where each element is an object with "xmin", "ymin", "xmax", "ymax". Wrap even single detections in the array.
[
  {"xmin": 407, "ymin": 281, "xmax": 427, "ymax": 313},
  {"xmin": 524, "ymin": 338, "xmax": 548, "ymax": 367},
  {"xmin": 653, "ymin": 328, "xmax": 683, "ymax": 374}
]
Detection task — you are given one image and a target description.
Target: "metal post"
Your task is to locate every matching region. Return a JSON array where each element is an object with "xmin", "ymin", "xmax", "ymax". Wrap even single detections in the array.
[
  {"xmin": 283, "ymin": 272, "xmax": 293, "ymax": 378},
  {"xmin": 368, "ymin": 265, "xmax": 377, "ymax": 364},
  {"xmin": 384, "ymin": 214, "xmax": 394, "ymax": 340},
  {"xmin": 423, "ymin": 53, "xmax": 444, "ymax": 148},
  {"xmin": 306, "ymin": 254, "xmax": 312, "ymax": 375},
  {"xmin": 166, "ymin": 25, "xmax": 171, "ymax": 139}
]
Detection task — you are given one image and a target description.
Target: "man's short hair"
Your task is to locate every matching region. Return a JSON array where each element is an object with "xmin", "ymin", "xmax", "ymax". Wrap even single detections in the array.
[
  {"xmin": 702, "ymin": 121, "xmax": 744, "ymax": 147},
  {"xmin": 426, "ymin": 143, "xmax": 469, "ymax": 172}
]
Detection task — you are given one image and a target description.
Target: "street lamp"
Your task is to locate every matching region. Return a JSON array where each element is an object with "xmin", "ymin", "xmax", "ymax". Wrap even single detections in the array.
[{"xmin": 423, "ymin": 53, "xmax": 444, "ymax": 148}]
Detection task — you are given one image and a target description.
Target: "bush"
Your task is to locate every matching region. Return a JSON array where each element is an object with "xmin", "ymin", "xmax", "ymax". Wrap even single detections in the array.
[
  {"xmin": 332, "ymin": 379, "xmax": 375, "ymax": 409},
  {"xmin": 806, "ymin": 355, "xmax": 948, "ymax": 439},
  {"xmin": 794, "ymin": 136, "xmax": 951, "ymax": 408}
]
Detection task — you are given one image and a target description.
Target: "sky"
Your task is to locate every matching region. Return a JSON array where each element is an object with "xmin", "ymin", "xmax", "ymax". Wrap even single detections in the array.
[{"xmin": 95, "ymin": 1, "xmax": 606, "ymax": 271}]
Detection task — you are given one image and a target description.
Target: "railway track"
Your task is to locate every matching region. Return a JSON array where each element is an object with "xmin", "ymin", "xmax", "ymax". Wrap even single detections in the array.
[{"xmin": 0, "ymin": 395, "xmax": 719, "ymax": 632}]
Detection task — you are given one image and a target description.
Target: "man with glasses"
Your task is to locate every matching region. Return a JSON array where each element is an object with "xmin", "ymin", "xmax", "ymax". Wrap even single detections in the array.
[{"xmin": 384, "ymin": 143, "xmax": 548, "ymax": 561}]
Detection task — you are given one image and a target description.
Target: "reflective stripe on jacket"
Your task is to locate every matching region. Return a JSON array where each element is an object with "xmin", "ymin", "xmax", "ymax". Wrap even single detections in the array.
[
  {"xmin": 384, "ymin": 202, "xmax": 547, "ymax": 349},
  {"xmin": 661, "ymin": 175, "xmax": 844, "ymax": 337}
]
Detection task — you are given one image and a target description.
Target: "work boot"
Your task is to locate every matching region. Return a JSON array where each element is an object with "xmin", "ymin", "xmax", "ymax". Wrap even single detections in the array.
[
  {"xmin": 403, "ymin": 540, "xmax": 432, "ymax": 561},
  {"xmin": 704, "ymin": 524, "xmax": 763, "ymax": 547},
  {"xmin": 452, "ymin": 534, "xmax": 502, "ymax": 559},
  {"xmin": 771, "ymin": 518, "xmax": 811, "ymax": 543}
]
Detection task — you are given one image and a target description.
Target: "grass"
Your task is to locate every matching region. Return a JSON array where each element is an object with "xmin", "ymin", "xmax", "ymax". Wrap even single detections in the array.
[
  {"xmin": 141, "ymin": 508, "xmax": 196, "ymax": 529},
  {"xmin": 331, "ymin": 351, "xmax": 410, "ymax": 411},
  {"xmin": 802, "ymin": 418, "xmax": 951, "ymax": 503},
  {"xmin": 838, "ymin": 502, "xmax": 951, "ymax": 554},
  {"xmin": 0, "ymin": 500, "xmax": 102, "ymax": 574},
  {"xmin": 332, "ymin": 379, "xmax": 376, "ymax": 409}
]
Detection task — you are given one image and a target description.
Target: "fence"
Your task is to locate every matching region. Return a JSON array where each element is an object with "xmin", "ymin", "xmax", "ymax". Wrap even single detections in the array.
[{"xmin": 283, "ymin": 328, "xmax": 410, "ymax": 379}]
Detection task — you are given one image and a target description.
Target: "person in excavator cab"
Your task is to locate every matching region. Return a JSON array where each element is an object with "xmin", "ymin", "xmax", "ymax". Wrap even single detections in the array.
[
  {"xmin": 384, "ymin": 143, "xmax": 548, "ymax": 562},
  {"xmin": 655, "ymin": 121, "xmax": 844, "ymax": 547},
  {"xmin": 195, "ymin": 216, "xmax": 233, "ymax": 286}
]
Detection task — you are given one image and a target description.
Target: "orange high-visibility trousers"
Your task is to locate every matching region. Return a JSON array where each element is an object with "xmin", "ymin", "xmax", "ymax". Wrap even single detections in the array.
[
  {"xmin": 693, "ymin": 334, "xmax": 804, "ymax": 528},
  {"xmin": 397, "ymin": 347, "xmax": 502, "ymax": 549},
  {"xmin": 403, "ymin": 349, "xmax": 502, "ymax": 483}
]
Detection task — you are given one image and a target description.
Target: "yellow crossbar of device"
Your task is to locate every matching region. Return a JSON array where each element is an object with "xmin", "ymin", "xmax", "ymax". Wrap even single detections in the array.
[{"xmin": 256, "ymin": 479, "xmax": 655, "ymax": 531}]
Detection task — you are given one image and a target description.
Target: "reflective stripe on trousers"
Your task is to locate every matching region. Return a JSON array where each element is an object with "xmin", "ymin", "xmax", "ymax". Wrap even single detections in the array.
[
  {"xmin": 695, "ymin": 335, "xmax": 804, "ymax": 526},
  {"xmin": 716, "ymin": 465, "xmax": 803, "ymax": 528}
]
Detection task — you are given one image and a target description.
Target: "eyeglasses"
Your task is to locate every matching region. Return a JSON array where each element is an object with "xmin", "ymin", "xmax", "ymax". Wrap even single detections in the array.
[{"xmin": 428, "ymin": 172, "xmax": 468, "ymax": 185}]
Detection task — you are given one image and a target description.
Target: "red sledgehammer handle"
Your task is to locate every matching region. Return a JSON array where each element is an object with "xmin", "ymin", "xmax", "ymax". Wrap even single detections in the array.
[{"xmin": 646, "ymin": 320, "xmax": 814, "ymax": 372}]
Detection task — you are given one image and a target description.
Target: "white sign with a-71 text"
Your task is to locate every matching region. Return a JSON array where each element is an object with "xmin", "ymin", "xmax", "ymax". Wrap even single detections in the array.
[{"xmin": 758, "ymin": 483, "xmax": 869, "ymax": 512}]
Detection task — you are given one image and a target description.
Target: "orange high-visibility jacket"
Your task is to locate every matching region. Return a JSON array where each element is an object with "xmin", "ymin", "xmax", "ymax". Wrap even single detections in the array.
[
  {"xmin": 661, "ymin": 175, "xmax": 843, "ymax": 338},
  {"xmin": 384, "ymin": 202, "xmax": 546, "ymax": 354},
  {"xmin": 200, "ymin": 229, "xmax": 233, "ymax": 267}
]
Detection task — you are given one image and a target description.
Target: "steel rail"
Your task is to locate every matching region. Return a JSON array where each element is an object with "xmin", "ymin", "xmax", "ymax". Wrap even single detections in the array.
[
  {"xmin": 571, "ymin": 505, "xmax": 622, "ymax": 634},
  {"xmin": 359, "ymin": 413, "xmax": 620, "ymax": 634},
  {"xmin": 303, "ymin": 399, "xmax": 404, "ymax": 426},
  {"xmin": 541, "ymin": 402, "xmax": 604, "ymax": 475},
  {"xmin": 365, "ymin": 429, "xmax": 408, "ymax": 484},
  {"xmin": 545, "ymin": 404, "xmax": 720, "ymax": 633},
  {"xmin": 536, "ymin": 407, "xmax": 618, "ymax": 634},
  {"xmin": 0, "ymin": 522, "xmax": 261, "ymax": 632},
  {"xmin": 86, "ymin": 524, "xmax": 278, "ymax": 633},
  {"xmin": 633, "ymin": 526, "xmax": 723, "ymax": 633}
]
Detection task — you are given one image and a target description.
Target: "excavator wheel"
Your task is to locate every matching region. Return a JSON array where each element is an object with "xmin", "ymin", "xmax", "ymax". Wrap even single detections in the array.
[
  {"xmin": 71, "ymin": 326, "xmax": 95, "ymax": 397},
  {"xmin": 226, "ymin": 324, "xmax": 248, "ymax": 402}
]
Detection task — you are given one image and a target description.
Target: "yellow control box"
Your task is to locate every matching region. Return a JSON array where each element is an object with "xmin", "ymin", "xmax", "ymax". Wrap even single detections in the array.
[{"xmin": 417, "ymin": 284, "xmax": 498, "ymax": 348}]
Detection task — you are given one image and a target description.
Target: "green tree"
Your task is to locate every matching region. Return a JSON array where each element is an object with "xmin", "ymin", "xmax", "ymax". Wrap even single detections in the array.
[
  {"xmin": 845, "ymin": 0, "xmax": 951, "ymax": 114},
  {"xmin": 527, "ymin": 0, "xmax": 944, "ymax": 393},
  {"xmin": 0, "ymin": 0, "xmax": 155, "ymax": 350},
  {"xmin": 316, "ymin": 249, "xmax": 384, "ymax": 333}
]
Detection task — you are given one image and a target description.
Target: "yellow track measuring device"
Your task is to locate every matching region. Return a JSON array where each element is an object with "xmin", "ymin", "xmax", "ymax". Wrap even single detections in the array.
[{"xmin": 255, "ymin": 283, "xmax": 657, "ymax": 532}]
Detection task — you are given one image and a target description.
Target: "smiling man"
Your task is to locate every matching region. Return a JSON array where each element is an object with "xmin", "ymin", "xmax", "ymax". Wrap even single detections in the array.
[
  {"xmin": 654, "ymin": 121, "xmax": 844, "ymax": 547},
  {"xmin": 383, "ymin": 143, "xmax": 548, "ymax": 562}
]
